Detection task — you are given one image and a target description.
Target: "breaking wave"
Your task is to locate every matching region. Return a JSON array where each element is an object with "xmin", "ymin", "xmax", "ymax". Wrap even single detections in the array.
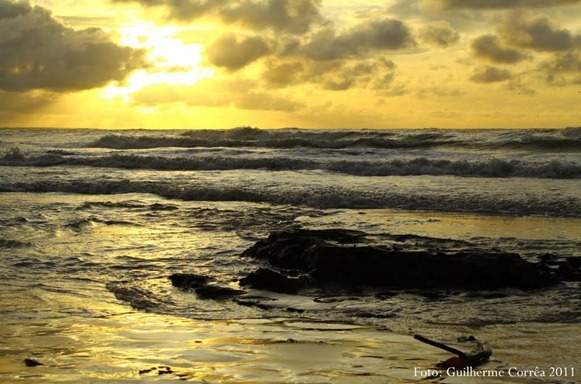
[
  {"xmin": 87, "ymin": 127, "xmax": 581, "ymax": 152},
  {"xmin": 1, "ymin": 150, "xmax": 579, "ymax": 179},
  {"xmin": 1, "ymin": 179, "xmax": 579, "ymax": 217}
]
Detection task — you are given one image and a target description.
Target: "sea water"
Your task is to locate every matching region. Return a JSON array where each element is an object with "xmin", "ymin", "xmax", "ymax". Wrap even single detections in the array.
[{"xmin": 0, "ymin": 127, "xmax": 579, "ymax": 383}]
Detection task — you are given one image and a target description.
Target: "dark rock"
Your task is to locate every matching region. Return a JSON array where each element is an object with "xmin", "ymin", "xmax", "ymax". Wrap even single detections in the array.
[
  {"xmin": 235, "ymin": 301, "xmax": 270, "ymax": 310},
  {"xmin": 557, "ymin": 261, "xmax": 581, "ymax": 281},
  {"xmin": 169, "ymin": 273, "xmax": 211, "ymax": 290},
  {"xmin": 169, "ymin": 273, "xmax": 242, "ymax": 299},
  {"xmin": 241, "ymin": 229, "xmax": 560, "ymax": 291},
  {"xmin": 158, "ymin": 366, "xmax": 173, "ymax": 375},
  {"xmin": 539, "ymin": 256, "xmax": 581, "ymax": 282},
  {"xmin": 565, "ymin": 257, "xmax": 581, "ymax": 269},
  {"xmin": 239, "ymin": 267, "xmax": 303, "ymax": 293},
  {"xmin": 539, "ymin": 253, "xmax": 559, "ymax": 264},
  {"xmin": 194, "ymin": 285, "xmax": 243, "ymax": 300},
  {"xmin": 139, "ymin": 366, "xmax": 174, "ymax": 375},
  {"xmin": 23, "ymin": 358, "xmax": 43, "ymax": 367},
  {"xmin": 241, "ymin": 229, "xmax": 366, "ymax": 270}
]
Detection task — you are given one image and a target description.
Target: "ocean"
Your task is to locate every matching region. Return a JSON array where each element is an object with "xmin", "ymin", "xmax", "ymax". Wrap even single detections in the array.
[{"xmin": 0, "ymin": 127, "xmax": 579, "ymax": 383}]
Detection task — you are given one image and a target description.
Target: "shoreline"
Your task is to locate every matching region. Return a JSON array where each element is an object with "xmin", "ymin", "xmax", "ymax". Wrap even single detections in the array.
[
  {"xmin": 1, "ymin": 186, "xmax": 578, "ymax": 383},
  {"xmin": 1, "ymin": 310, "xmax": 579, "ymax": 383}
]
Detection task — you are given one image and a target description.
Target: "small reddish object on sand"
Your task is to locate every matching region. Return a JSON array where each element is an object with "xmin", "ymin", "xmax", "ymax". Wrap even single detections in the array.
[{"xmin": 441, "ymin": 356, "xmax": 471, "ymax": 370}]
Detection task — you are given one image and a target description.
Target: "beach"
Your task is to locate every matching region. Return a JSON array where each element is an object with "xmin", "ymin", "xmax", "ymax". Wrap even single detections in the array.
[
  {"xmin": 2, "ymin": 310, "xmax": 578, "ymax": 383},
  {"xmin": 0, "ymin": 128, "xmax": 579, "ymax": 383}
]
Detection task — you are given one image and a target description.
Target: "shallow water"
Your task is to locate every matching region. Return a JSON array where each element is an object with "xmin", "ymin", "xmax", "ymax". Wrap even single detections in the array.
[
  {"xmin": 1, "ymin": 128, "xmax": 580, "ymax": 382},
  {"xmin": 1, "ymin": 192, "xmax": 579, "ymax": 383}
]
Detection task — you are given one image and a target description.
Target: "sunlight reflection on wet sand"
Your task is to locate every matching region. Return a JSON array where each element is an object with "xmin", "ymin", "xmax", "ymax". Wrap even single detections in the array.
[{"xmin": 2, "ymin": 310, "xmax": 572, "ymax": 383}]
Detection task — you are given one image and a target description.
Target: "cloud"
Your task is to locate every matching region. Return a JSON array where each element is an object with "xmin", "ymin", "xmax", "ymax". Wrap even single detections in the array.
[
  {"xmin": 110, "ymin": 0, "xmax": 323, "ymax": 34},
  {"xmin": 499, "ymin": 15, "xmax": 580, "ymax": 52},
  {"xmin": 547, "ymin": 51, "xmax": 581, "ymax": 72},
  {"xmin": 388, "ymin": 0, "xmax": 423, "ymax": 17},
  {"xmin": 262, "ymin": 61, "xmax": 305, "ymax": 86},
  {"xmin": 318, "ymin": 59, "xmax": 396, "ymax": 90},
  {"xmin": 204, "ymin": 14, "xmax": 414, "ymax": 88},
  {"xmin": 0, "ymin": 90, "xmax": 58, "ymax": 113},
  {"xmin": 261, "ymin": 56, "xmax": 398, "ymax": 92},
  {"xmin": 0, "ymin": 0, "xmax": 146, "ymax": 92},
  {"xmin": 468, "ymin": 12, "xmax": 580, "ymax": 87},
  {"xmin": 539, "ymin": 51, "xmax": 581, "ymax": 85},
  {"xmin": 301, "ymin": 18, "xmax": 416, "ymax": 61},
  {"xmin": 470, "ymin": 65, "xmax": 513, "ymax": 83},
  {"xmin": 221, "ymin": 0, "xmax": 323, "ymax": 34},
  {"xmin": 419, "ymin": 20, "xmax": 460, "ymax": 47},
  {"xmin": 205, "ymin": 35, "xmax": 272, "ymax": 70},
  {"xmin": 110, "ymin": 0, "xmax": 226, "ymax": 21},
  {"xmin": 431, "ymin": 0, "xmax": 581, "ymax": 10},
  {"xmin": 234, "ymin": 91, "xmax": 302, "ymax": 111},
  {"xmin": 472, "ymin": 34, "xmax": 525, "ymax": 63}
]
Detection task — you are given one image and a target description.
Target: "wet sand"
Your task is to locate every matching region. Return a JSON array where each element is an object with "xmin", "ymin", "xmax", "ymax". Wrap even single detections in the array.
[{"xmin": 1, "ymin": 308, "xmax": 579, "ymax": 383}]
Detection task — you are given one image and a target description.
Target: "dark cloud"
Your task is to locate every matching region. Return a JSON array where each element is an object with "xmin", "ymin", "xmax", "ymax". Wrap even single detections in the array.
[
  {"xmin": 205, "ymin": 35, "xmax": 272, "ymax": 71},
  {"xmin": 540, "ymin": 51, "xmax": 581, "ymax": 85},
  {"xmin": 469, "ymin": 12, "xmax": 580, "ymax": 87},
  {"xmin": 262, "ymin": 61, "xmax": 305, "ymax": 86},
  {"xmin": 499, "ymin": 15, "xmax": 579, "ymax": 52},
  {"xmin": 470, "ymin": 65, "xmax": 513, "ymax": 83},
  {"xmin": 0, "ymin": 90, "xmax": 58, "ymax": 113},
  {"xmin": 352, "ymin": 58, "xmax": 397, "ymax": 90},
  {"xmin": 433, "ymin": 0, "xmax": 580, "ymax": 10},
  {"xmin": 318, "ymin": 60, "xmax": 391, "ymax": 90},
  {"xmin": 472, "ymin": 34, "xmax": 525, "ymax": 63},
  {"xmin": 0, "ymin": 0, "xmax": 146, "ymax": 92},
  {"xmin": 419, "ymin": 20, "xmax": 460, "ymax": 47},
  {"xmin": 301, "ymin": 19, "xmax": 416, "ymax": 61},
  {"xmin": 111, "ymin": 0, "xmax": 323, "ymax": 34},
  {"xmin": 262, "ymin": 56, "xmax": 398, "ymax": 92},
  {"xmin": 547, "ymin": 51, "xmax": 581, "ymax": 72},
  {"xmin": 221, "ymin": 0, "xmax": 323, "ymax": 34}
]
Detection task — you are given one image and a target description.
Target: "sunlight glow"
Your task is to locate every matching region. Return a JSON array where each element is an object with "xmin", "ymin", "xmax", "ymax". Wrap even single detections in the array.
[{"xmin": 103, "ymin": 20, "xmax": 214, "ymax": 99}]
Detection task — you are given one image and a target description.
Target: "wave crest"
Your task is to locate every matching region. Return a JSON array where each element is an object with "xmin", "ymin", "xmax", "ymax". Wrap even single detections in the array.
[
  {"xmin": 1, "ymin": 179, "xmax": 578, "ymax": 217},
  {"xmin": 2, "ymin": 150, "xmax": 579, "ymax": 179},
  {"xmin": 85, "ymin": 128, "xmax": 581, "ymax": 152}
]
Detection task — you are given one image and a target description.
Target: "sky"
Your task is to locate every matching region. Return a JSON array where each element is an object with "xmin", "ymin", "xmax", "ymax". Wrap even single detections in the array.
[{"xmin": 0, "ymin": 0, "xmax": 580, "ymax": 129}]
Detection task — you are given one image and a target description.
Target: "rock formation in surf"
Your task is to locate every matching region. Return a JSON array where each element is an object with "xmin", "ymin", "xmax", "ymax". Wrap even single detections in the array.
[
  {"xmin": 239, "ymin": 229, "xmax": 564, "ymax": 292},
  {"xmin": 171, "ymin": 229, "xmax": 577, "ymax": 300}
]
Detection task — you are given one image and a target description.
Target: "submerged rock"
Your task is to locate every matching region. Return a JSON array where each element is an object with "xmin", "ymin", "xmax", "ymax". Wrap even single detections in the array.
[
  {"xmin": 23, "ymin": 358, "xmax": 43, "ymax": 367},
  {"xmin": 168, "ymin": 273, "xmax": 242, "ymax": 300},
  {"xmin": 239, "ymin": 267, "xmax": 303, "ymax": 294},
  {"xmin": 168, "ymin": 273, "xmax": 210, "ymax": 290},
  {"xmin": 195, "ymin": 285, "xmax": 243, "ymax": 300},
  {"xmin": 240, "ymin": 229, "xmax": 560, "ymax": 292},
  {"xmin": 537, "ymin": 254, "xmax": 581, "ymax": 282}
]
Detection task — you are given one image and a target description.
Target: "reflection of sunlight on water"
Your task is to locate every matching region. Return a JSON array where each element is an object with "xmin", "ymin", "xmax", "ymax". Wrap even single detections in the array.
[
  {"xmin": 297, "ymin": 209, "xmax": 581, "ymax": 242},
  {"xmin": 1, "ymin": 310, "xmax": 448, "ymax": 383},
  {"xmin": 1, "ymin": 193, "xmax": 579, "ymax": 383}
]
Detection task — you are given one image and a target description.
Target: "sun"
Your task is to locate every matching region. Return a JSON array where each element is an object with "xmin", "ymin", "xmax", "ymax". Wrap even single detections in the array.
[{"xmin": 103, "ymin": 19, "xmax": 215, "ymax": 99}]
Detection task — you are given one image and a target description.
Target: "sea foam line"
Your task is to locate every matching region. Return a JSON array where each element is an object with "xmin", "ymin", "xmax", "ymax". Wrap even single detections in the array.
[{"xmin": 1, "ymin": 150, "xmax": 579, "ymax": 179}]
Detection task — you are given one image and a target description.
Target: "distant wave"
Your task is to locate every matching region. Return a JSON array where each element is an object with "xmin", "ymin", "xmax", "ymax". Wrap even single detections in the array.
[
  {"xmin": 0, "ymin": 238, "xmax": 32, "ymax": 248},
  {"xmin": 86, "ymin": 127, "xmax": 581, "ymax": 151},
  {"xmin": 1, "ymin": 150, "xmax": 579, "ymax": 179},
  {"xmin": 1, "ymin": 179, "xmax": 579, "ymax": 217}
]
